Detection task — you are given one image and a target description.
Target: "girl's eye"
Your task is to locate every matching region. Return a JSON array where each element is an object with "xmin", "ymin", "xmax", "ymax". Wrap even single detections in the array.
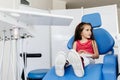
[{"xmin": 86, "ymin": 29, "xmax": 89, "ymax": 31}]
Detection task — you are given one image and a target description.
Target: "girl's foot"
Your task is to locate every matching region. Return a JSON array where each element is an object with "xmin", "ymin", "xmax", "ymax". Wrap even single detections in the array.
[
  {"xmin": 68, "ymin": 49, "xmax": 84, "ymax": 77},
  {"xmin": 55, "ymin": 51, "xmax": 66, "ymax": 76}
]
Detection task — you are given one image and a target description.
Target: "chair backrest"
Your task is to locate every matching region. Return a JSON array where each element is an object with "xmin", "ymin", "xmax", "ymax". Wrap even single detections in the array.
[{"xmin": 67, "ymin": 13, "xmax": 115, "ymax": 55}]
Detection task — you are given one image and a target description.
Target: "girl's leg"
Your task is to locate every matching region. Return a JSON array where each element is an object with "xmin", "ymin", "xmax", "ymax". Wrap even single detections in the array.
[
  {"xmin": 83, "ymin": 57, "xmax": 95, "ymax": 67},
  {"xmin": 67, "ymin": 49, "xmax": 84, "ymax": 77},
  {"xmin": 55, "ymin": 51, "xmax": 66, "ymax": 76}
]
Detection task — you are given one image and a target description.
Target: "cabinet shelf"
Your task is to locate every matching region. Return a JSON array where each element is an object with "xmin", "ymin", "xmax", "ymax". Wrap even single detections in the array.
[{"xmin": 0, "ymin": 8, "xmax": 73, "ymax": 39}]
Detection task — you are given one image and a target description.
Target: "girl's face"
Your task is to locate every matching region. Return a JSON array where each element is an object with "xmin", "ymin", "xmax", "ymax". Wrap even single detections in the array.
[{"xmin": 81, "ymin": 25, "xmax": 92, "ymax": 39}]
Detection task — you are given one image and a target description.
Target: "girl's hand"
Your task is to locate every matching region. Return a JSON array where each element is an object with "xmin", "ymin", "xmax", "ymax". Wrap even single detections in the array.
[
  {"xmin": 78, "ymin": 50, "xmax": 92, "ymax": 57},
  {"xmin": 78, "ymin": 50, "xmax": 87, "ymax": 54},
  {"xmin": 80, "ymin": 53, "xmax": 92, "ymax": 58}
]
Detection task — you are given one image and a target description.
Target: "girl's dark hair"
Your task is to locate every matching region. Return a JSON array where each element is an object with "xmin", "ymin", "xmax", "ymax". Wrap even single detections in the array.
[{"xmin": 74, "ymin": 22, "xmax": 94, "ymax": 42}]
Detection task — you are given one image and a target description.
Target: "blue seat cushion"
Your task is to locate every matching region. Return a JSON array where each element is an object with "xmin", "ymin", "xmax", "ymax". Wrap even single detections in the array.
[
  {"xmin": 43, "ymin": 64, "xmax": 102, "ymax": 80},
  {"xmin": 28, "ymin": 69, "xmax": 49, "ymax": 79}
]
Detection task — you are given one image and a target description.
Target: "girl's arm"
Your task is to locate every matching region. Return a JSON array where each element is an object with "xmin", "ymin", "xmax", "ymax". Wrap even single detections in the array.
[
  {"xmin": 91, "ymin": 40, "xmax": 99, "ymax": 59},
  {"xmin": 73, "ymin": 41, "xmax": 77, "ymax": 50}
]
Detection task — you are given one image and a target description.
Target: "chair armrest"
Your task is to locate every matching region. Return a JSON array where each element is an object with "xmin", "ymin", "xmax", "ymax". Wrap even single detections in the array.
[
  {"xmin": 102, "ymin": 64, "xmax": 117, "ymax": 80},
  {"xmin": 103, "ymin": 54, "xmax": 117, "ymax": 65},
  {"xmin": 102, "ymin": 54, "xmax": 117, "ymax": 80}
]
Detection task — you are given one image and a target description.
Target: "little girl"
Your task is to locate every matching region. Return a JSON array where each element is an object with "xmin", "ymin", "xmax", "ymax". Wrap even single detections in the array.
[{"xmin": 55, "ymin": 22, "xmax": 99, "ymax": 77}]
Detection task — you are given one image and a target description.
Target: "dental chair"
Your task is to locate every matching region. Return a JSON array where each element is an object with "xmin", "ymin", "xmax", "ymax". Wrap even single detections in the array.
[{"xmin": 43, "ymin": 13, "xmax": 118, "ymax": 80}]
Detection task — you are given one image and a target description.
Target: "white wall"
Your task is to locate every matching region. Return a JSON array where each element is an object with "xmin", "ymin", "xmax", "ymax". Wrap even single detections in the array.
[
  {"xmin": 21, "ymin": 0, "xmax": 66, "ymax": 10},
  {"xmin": 28, "ymin": 0, "xmax": 52, "ymax": 10},
  {"xmin": 51, "ymin": 4, "xmax": 119, "ymax": 66},
  {"xmin": 118, "ymin": 8, "xmax": 120, "ymax": 32},
  {"xmin": 52, "ymin": 0, "xmax": 66, "ymax": 10},
  {"xmin": 0, "ymin": 0, "xmax": 20, "ymax": 8}
]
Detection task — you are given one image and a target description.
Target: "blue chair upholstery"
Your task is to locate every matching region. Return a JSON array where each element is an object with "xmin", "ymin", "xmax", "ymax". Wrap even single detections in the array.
[
  {"xmin": 28, "ymin": 69, "xmax": 49, "ymax": 80},
  {"xmin": 43, "ymin": 13, "xmax": 118, "ymax": 80}
]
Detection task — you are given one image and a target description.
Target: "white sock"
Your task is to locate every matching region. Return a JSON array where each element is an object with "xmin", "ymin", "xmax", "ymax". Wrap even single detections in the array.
[
  {"xmin": 67, "ymin": 49, "xmax": 84, "ymax": 77},
  {"xmin": 55, "ymin": 51, "xmax": 66, "ymax": 76}
]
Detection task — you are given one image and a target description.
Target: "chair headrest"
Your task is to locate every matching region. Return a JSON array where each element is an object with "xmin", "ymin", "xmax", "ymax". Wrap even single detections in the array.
[{"xmin": 82, "ymin": 13, "xmax": 101, "ymax": 28}]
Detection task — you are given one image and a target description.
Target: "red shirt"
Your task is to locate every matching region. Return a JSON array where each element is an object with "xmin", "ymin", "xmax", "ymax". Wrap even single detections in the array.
[{"xmin": 76, "ymin": 40, "xmax": 94, "ymax": 54}]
